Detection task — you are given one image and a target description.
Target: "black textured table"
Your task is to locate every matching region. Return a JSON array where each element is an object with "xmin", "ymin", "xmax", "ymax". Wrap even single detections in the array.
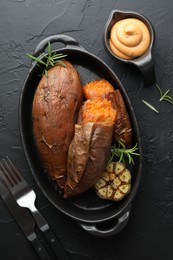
[{"xmin": 0, "ymin": 0, "xmax": 173, "ymax": 259}]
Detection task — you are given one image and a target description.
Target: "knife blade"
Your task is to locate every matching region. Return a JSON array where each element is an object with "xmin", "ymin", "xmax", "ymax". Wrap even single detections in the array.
[{"xmin": 0, "ymin": 178, "xmax": 52, "ymax": 260}]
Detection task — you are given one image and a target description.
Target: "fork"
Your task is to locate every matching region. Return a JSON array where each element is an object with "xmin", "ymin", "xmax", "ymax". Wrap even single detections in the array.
[{"xmin": 0, "ymin": 157, "xmax": 69, "ymax": 260}]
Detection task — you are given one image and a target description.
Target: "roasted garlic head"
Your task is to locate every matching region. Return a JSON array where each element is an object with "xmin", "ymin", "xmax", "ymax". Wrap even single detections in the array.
[{"xmin": 94, "ymin": 161, "xmax": 131, "ymax": 201}]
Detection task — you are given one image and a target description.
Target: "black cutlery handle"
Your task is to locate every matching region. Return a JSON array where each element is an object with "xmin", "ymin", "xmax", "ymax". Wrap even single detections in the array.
[
  {"xmin": 43, "ymin": 228, "xmax": 69, "ymax": 260},
  {"xmin": 32, "ymin": 210, "xmax": 69, "ymax": 259},
  {"xmin": 31, "ymin": 235, "xmax": 52, "ymax": 260}
]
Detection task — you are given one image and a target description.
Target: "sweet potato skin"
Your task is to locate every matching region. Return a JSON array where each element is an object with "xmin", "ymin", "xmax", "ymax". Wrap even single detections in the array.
[
  {"xmin": 107, "ymin": 90, "xmax": 132, "ymax": 147},
  {"xmin": 32, "ymin": 60, "xmax": 83, "ymax": 189},
  {"xmin": 64, "ymin": 122, "xmax": 114, "ymax": 198}
]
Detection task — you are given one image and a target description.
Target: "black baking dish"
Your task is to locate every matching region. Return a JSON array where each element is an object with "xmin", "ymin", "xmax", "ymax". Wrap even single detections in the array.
[{"xmin": 19, "ymin": 34, "xmax": 142, "ymax": 237}]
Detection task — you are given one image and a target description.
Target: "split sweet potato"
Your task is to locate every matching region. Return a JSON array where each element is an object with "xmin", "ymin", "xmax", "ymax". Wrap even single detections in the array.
[
  {"xmin": 83, "ymin": 79, "xmax": 133, "ymax": 147},
  {"xmin": 32, "ymin": 60, "xmax": 83, "ymax": 189},
  {"xmin": 64, "ymin": 97, "xmax": 117, "ymax": 198}
]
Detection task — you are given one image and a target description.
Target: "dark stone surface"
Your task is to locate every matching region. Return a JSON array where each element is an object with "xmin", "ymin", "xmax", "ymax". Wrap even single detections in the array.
[{"xmin": 0, "ymin": 0, "xmax": 173, "ymax": 259}]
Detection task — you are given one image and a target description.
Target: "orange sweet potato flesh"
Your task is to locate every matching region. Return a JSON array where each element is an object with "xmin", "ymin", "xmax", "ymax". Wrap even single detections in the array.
[
  {"xmin": 83, "ymin": 79, "xmax": 114, "ymax": 100},
  {"xmin": 64, "ymin": 98, "xmax": 116, "ymax": 198},
  {"xmin": 83, "ymin": 79, "xmax": 132, "ymax": 147},
  {"xmin": 78, "ymin": 97, "xmax": 117, "ymax": 126},
  {"xmin": 32, "ymin": 60, "xmax": 83, "ymax": 189}
]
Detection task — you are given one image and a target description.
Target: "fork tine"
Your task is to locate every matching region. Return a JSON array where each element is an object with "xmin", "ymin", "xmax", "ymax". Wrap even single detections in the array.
[
  {"xmin": 5, "ymin": 157, "xmax": 21, "ymax": 182},
  {"xmin": 0, "ymin": 157, "xmax": 21, "ymax": 187},
  {"xmin": 0, "ymin": 162, "xmax": 14, "ymax": 188}
]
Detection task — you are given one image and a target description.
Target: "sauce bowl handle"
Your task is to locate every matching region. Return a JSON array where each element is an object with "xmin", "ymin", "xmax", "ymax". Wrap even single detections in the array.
[{"xmin": 134, "ymin": 51, "xmax": 156, "ymax": 87}]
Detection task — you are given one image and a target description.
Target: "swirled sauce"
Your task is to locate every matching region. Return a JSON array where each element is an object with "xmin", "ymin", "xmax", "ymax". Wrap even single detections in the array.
[{"xmin": 109, "ymin": 18, "xmax": 150, "ymax": 59}]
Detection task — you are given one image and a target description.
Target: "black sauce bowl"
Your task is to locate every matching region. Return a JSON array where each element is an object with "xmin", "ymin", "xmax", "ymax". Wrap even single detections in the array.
[{"xmin": 104, "ymin": 10, "xmax": 155, "ymax": 87}]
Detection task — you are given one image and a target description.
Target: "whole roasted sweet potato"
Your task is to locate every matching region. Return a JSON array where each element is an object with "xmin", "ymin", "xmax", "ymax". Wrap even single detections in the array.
[
  {"xmin": 64, "ymin": 97, "xmax": 117, "ymax": 198},
  {"xmin": 32, "ymin": 60, "xmax": 83, "ymax": 189}
]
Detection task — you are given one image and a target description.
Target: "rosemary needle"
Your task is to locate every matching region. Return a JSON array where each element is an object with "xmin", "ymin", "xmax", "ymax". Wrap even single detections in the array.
[
  {"xmin": 142, "ymin": 85, "xmax": 173, "ymax": 114},
  {"xmin": 27, "ymin": 41, "xmax": 67, "ymax": 76},
  {"xmin": 108, "ymin": 141, "xmax": 140, "ymax": 165},
  {"xmin": 156, "ymin": 84, "xmax": 173, "ymax": 104},
  {"xmin": 142, "ymin": 100, "xmax": 159, "ymax": 113}
]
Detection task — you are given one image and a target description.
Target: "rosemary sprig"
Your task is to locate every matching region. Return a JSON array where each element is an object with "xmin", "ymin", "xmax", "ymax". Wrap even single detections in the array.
[
  {"xmin": 142, "ymin": 100, "xmax": 159, "ymax": 113},
  {"xmin": 108, "ymin": 141, "xmax": 140, "ymax": 165},
  {"xmin": 156, "ymin": 84, "xmax": 173, "ymax": 104},
  {"xmin": 27, "ymin": 41, "xmax": 67, "ymax": 76}
]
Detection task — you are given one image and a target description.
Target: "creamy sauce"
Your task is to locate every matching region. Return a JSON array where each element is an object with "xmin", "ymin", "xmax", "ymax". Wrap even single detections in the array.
[{"xmin": 109, "ymin": 18, "xmax": 150, "ymax": 59}]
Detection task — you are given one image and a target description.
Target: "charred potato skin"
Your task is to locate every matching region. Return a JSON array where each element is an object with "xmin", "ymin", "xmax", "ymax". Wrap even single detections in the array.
[
  {"xmin": 107, "ymin": 90, "xmax": 133, "ymax": 147},
  {"xmin": 32, "ymin": 60, "xmax": 83, "ymax": 189},
  {"xmin": 64, "ymin": 122, "xmax": 114, "ymax": 198}
]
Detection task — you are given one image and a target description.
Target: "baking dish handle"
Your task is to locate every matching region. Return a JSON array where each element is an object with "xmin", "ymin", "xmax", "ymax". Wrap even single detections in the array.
[
  {"xmin": 33, "ymin": 34, "xmax": 85, "ymax": 57},
  {"xmin": 78, "ymin": 206, "xmax": 131, "ymax": 237}
]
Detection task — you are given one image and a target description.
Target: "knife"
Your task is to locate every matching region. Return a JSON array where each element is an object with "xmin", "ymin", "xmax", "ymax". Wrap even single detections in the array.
[{"xmin": 0, "ymin": 178, "xmax": 52, "ymax": 260}]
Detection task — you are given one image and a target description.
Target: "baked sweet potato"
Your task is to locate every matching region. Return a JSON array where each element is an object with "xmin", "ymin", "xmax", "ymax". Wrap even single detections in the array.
[
  {"xmin": 83, "ymin": 79, "xmax": 132, "ymax": 147},
  {"xmin": 64, "ymin": 97, "xmax": 117, "ymax": 198},
  {"xmin": 32, "ymin": 59, "xmax": 83, "ymax": 189}
]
